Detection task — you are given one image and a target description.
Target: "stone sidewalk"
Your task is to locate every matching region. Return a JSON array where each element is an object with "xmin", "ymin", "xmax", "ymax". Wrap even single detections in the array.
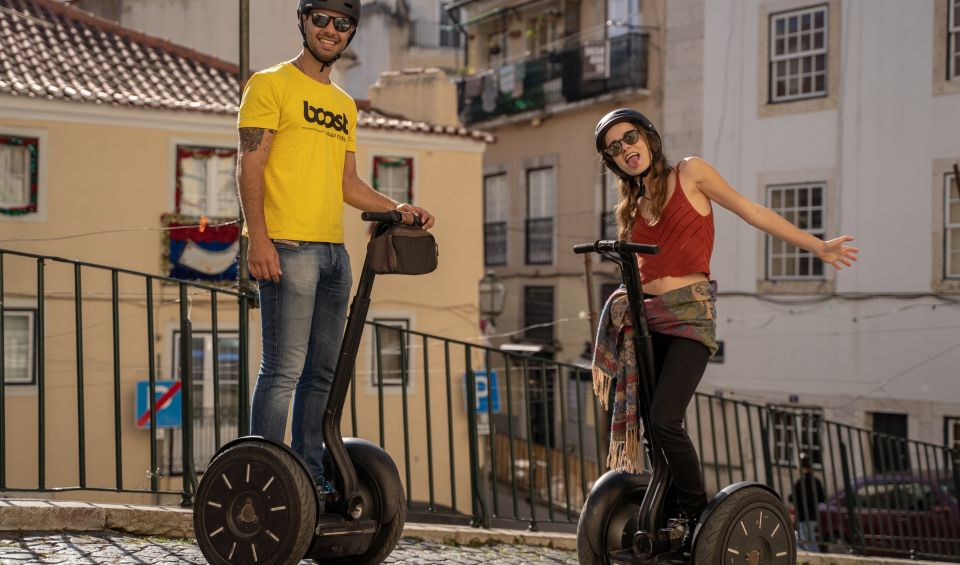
[{"xmin": 0, "ymin": 499, "xmax": 947, "ymax": 565}]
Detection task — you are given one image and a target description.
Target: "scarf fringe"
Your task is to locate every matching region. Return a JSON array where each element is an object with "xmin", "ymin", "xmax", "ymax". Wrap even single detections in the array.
[
  {"xmin": 592, "ymin": 365, "xmax": 613, "ymax": 409},
  {"xmin": 606, "ymin": 428, "xmax": 643, "ymax": 473}
]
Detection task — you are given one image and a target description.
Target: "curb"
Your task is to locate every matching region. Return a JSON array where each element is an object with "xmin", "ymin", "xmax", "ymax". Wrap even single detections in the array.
[{"xmin": 0, "ymin": 499, "xmax": 947, "ymax": 564}]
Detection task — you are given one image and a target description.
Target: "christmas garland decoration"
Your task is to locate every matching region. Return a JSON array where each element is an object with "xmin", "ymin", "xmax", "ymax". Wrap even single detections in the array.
[
  {"xmin": 0, "ymin": 135, "xmax": 39, "ymax": 216},
  {"xmin": 371, "ymin": 156, "xmax": 414, "ymax": 201}
]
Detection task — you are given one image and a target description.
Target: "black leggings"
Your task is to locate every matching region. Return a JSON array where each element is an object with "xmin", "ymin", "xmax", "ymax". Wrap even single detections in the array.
[{"xmin": 648, "ymin": 332, "xmax": 710, "ymax": 516}]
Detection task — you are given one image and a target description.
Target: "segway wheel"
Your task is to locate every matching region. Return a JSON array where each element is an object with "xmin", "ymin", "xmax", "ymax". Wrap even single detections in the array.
[
  {"xmin": 324, "ymin": 439, "xmax": 406, "ymax": 565},
  {"xmin": 194, "ymin": 441, "xmax": 317, "ymax": 565},
  {"xmin": 576, "ymin": 470, "xmax": 649, "ymax": 565},
  {"xmin": 692, "ymin": 487, "xmax": 796, "ymax": 565}
]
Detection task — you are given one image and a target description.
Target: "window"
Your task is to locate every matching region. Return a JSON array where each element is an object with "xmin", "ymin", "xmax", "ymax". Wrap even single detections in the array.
[
  {"xmin": 3, "ymin": 310, "xmax": 35, "ymax": 385},
  {"xmin": 871, "ymin": 411, "xmax": 909, "ymax": 473},
  {"xmin": 766, "ymin": 183, "xmax": 825, "ymax": 280},
  {"xmin": 951, "ymin": 0, "xmax": 960, "ymax": 79},
  {"xmin": 0, "ymin": 135, "xmax": 39, "ymax": 216},
  {"xmin": 769, "ymin": 407, "xmax": 823, "ymax": 466},
  {"xmin": 168, "ymin": 330, "xmax": 240, "ymax": 473},
  {"xmin": 602, "ymin": 170, "xmax": 619, "ymax": 239},
  {"xmin": 523, "ymin": 286, "xmax": 554, "ymax": 343},
  {"xmin": 946, "ymin": 172, "xmax": 960, "ymax": 278},
  {"xmin": 526, "ymin": 167, "xmax": 555, "ymax": 264},
  {"xmin": 769, "ymin": 5, "xmax": 828, "ymax": 102},
  {"xmin": 439, "ymin": 3, "xmax": 461, "ymax": 48},
  {"xmin": 484, "ymin": 173, "xmax": 509, "ymax": 266},
  {"xmin": 607, "ymin": 0, "xmax": 642, "ymax": 38},
  {"xmin": 372, "ymin": 156, "xmax": 413, "ymax": 204},
  {"xmin": 371, "ymin": 319, "xmax": 410, "ymax": 387},
  {"xmin": 176, "ymin": 146, "xmax": 238, "ymax": 218},
  {"xmin": 947, "ymin": 416, "xmax": 960, "ymax": 452}
]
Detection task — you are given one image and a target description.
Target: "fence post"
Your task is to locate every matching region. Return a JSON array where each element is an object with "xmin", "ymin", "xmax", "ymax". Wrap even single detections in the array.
[
  {"xmin": 464, "ymin": 345, "xmax": 489, "ymax": 528},
  {"xmin": 839, "ymin": 439, "xmax": 862, "ymax": 554},
  {"xmin": 179, "ymin": 284, "xmax": 195, "ymax": 507},
  {"xmin": 759, "ymin": 408, "xmax": 774, "ymax": 487}
]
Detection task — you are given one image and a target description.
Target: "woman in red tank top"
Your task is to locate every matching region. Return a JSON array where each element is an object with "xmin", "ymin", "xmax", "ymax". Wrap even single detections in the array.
[{"xmin": 593, "ymin": 108, "xmax": 859, "ymax": 552}]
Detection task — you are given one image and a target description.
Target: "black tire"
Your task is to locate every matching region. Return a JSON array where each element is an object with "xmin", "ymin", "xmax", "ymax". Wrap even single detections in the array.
[
  {"xmin": 576, "ymin": 471, "xmax": 648, "ymax": 565},
  {"xmin": 692, "ymin": 487, "xmax": 796, "ymax": 565},
  {"xmin": 194, "ymin": 441, "xmax": 317, "ymax": 565},
  {"xmin": 325, "ymin": 441, "xmax": 406, "ymax": 565}
]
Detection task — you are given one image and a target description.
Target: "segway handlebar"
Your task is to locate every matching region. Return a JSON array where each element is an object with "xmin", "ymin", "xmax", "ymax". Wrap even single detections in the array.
[
  {"xmin": 573, "ymin": 240, "xmax": 659, "ymax": 256},
  {"xmin": 361, "ymin": 210, "xmax": 423, "ymax": 227}
]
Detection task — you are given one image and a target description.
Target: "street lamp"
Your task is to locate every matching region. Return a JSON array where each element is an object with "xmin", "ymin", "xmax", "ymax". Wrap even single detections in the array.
[{"xmin": 478, "ymin": 270, "xmax": 506, "ymax": 327}]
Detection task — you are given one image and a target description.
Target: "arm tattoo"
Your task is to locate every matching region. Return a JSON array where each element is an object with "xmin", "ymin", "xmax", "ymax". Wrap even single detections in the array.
[{"xmin": 239, "ymin": 127, "xmax": 275, "ymax": 152}]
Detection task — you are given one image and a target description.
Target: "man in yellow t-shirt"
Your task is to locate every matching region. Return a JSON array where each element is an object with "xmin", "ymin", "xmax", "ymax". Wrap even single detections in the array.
[{"xmin": 236, "ymin": 0, "xmax": 434, "ymax": 496}]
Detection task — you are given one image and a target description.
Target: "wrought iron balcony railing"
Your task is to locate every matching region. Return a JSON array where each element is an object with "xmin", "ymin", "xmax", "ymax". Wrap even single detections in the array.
[
  {"xmin": 525, "ymin": 217, "xmax": 553, "ymax": 265},
  {"xmin": 484, "ymin": 221, "xmax": 507, "ymax": 266},
  {"xmin": 456, "ymin": 32, "xmax": 648, "ymax": 125}
]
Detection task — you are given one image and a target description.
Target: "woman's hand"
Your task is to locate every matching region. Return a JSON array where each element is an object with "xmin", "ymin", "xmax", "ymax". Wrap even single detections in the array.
[{"xmin": 818, "ymin": 236, "xmax": 859, "ymax": 270}]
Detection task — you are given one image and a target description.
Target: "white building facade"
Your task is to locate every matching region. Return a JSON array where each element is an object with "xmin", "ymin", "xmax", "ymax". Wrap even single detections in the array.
[{"xmin": 667, "ymin": 0, "xmax": 960, "ymax": 447}]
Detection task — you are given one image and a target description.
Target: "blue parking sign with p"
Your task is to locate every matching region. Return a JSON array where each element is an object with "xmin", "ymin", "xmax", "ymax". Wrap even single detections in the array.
[{"xmin": 470, "ymin": 370, "xmax": 500, "ymax": 414}]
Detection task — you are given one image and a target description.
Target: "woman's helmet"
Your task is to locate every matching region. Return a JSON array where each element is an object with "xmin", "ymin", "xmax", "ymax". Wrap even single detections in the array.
[
  {"xmin": 297, "ymin": 0, "xmax": 361, "ymax": 65},
  {"xmin": 594, "ymin": 108, "xmax": 660, "ymax": 181}
]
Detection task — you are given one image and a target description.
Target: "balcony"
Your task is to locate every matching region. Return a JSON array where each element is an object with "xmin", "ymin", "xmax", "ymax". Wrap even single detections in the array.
[
  {"xmin": 525, "ymin": 217, "xmax": 553, "ymax": 265},
  {"xmin": 484, "ymin": 221, "xmax": 507, "ymax": 266},
  {"xmin": 456, "ymin": 32, "xmax": 648, "ymax": 126},
  {"xmin": 409, "ymin": 20, "xmax": 462, "ymax": 49}
]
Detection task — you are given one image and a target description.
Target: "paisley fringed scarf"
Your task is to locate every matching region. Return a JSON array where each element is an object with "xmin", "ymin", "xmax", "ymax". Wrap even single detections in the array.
[{"xmin": 592, "ymin": 280, "xmax": 719, "ymax": 473}]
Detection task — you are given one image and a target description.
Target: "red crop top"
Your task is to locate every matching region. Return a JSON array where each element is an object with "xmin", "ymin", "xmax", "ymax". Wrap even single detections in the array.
[{"xmin": 629, "ymin": 166, "xmax": 714, "ymax": 284}]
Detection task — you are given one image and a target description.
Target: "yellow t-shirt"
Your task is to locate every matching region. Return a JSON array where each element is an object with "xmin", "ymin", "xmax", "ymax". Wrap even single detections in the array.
[{"xmin": 238, "ymin": 62, "xmax": 357, "ymax": 243}]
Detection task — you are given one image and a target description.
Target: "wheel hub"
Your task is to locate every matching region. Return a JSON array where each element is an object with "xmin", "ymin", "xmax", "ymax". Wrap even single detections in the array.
[{"xmin": 229, "ymin": 491, "xmax": 265, "ymax": 536}]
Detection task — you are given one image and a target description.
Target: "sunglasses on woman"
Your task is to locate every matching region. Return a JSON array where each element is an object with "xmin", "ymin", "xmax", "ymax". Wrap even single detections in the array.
[
  {"xmin": 309, "ymin": 11, "xmax": 354, "ymax": 33},
  {"xmin": 604, "ymin": 128, "xmax": 642, "ymax": 157}
]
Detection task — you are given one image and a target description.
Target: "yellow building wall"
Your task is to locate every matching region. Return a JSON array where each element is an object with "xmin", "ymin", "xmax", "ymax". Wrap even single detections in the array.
[{"xmin": 0, "ymin": 101, "xmax": 485, "ymax": 514}]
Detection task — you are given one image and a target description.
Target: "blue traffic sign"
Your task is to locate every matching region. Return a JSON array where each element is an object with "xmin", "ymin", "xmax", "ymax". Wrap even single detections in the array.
[
  {"xmin": 135, "ymin": 380, "xmax": 183, "ymax": 429},
  {"xmin": 466, "ymin": 370, "xmax": 500, "ymax": 414}
]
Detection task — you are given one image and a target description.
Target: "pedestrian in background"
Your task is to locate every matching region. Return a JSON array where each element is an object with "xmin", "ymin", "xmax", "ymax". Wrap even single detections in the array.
[{"xmin": 791, "ymin": 452, "xmax": 825, "ymax": 552}]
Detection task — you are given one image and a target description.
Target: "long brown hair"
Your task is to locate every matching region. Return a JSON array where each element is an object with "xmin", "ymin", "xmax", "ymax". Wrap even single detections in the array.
[{"xmin": 613, "ymin": 126, "xmax": 673, "ymax": 239}]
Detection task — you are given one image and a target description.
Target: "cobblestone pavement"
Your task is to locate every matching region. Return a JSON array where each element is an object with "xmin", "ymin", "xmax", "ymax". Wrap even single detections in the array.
[{"xmin": 0, "ymin": 532, "xmax": 579, "ymax": 564}]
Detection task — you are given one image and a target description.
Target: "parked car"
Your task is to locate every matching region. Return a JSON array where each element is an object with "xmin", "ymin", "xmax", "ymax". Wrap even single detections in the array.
[{"xmin": 818, "ymin": 470, "xmax": 960, "ymax": 559}]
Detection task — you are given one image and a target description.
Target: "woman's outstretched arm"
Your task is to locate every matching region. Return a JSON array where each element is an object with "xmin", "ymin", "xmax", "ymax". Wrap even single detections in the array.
[{"xmin": 684, "ymin": 156, "xmax": 859, "ymax": 270}]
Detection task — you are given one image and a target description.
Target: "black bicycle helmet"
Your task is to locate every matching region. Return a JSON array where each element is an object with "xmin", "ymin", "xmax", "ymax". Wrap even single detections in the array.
[
  {"xmin": 595, "ymin": 108, "xmax": 659, "ymax": 182},
  {"xmin": 297, "ymin": 0, "xmax": 361, "ymax": 67}
]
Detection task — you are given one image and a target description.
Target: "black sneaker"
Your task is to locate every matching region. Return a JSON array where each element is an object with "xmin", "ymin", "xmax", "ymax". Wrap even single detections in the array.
[
  {"xmin": 678, "ymin": 514, "xmax": 698, "ymax": 557},
  {"xmin": 315, "ymin": 477, "xmax": 338, "ymax": 501}
]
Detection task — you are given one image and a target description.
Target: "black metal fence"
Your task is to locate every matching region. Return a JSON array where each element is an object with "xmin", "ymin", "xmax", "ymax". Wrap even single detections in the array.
[
  {"xmin": 456, "ymin": 32, "xmax": 649, "ymax": 125},
  {"xmin": 2, "ymin": 248, "xmax": 959, "ymax": 561}
]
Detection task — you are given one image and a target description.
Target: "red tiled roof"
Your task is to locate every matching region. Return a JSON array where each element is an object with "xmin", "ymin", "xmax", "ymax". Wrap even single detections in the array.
[
  {"xmin": 0, "ymin": 0, "xmax": 492, "ymax": 142},
  {"xmin": 0, "ymin": 0, "xmax": 239, "ymax": 113}
]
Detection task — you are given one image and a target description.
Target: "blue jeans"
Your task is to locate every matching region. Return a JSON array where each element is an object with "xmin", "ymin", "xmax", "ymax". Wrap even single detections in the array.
[
  {"xmin": 250, "ymin": 242, "xmax": 352, "ymax": 482},
  {"xmin": 797, "ymin": 520, "xmax": 820, "ymax": 552}
]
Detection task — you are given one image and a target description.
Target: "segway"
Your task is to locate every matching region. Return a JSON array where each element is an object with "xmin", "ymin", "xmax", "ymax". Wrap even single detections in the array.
[
  {"xmin": 573, "ymin": 240, "xmax": 796, "ymax": 565},
  {"xmin": 194, "ymin": 211, "xmax": 428, "ymax": 565}
]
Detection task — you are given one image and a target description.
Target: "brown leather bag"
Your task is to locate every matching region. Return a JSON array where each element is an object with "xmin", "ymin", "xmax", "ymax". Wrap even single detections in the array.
[{"xmin": 367, "ymin": 225, "xmax": 438, "ymax": 275}]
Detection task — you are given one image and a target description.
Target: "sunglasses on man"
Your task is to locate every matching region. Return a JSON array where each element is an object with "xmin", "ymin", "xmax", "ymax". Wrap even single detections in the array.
[
  {"xmin": 309, "ymin": 11, "xmax": 354, "ymax": 33},
  {"xmin": 604, "ymin": 128, "xmax": 642, "ymax": 158}
]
